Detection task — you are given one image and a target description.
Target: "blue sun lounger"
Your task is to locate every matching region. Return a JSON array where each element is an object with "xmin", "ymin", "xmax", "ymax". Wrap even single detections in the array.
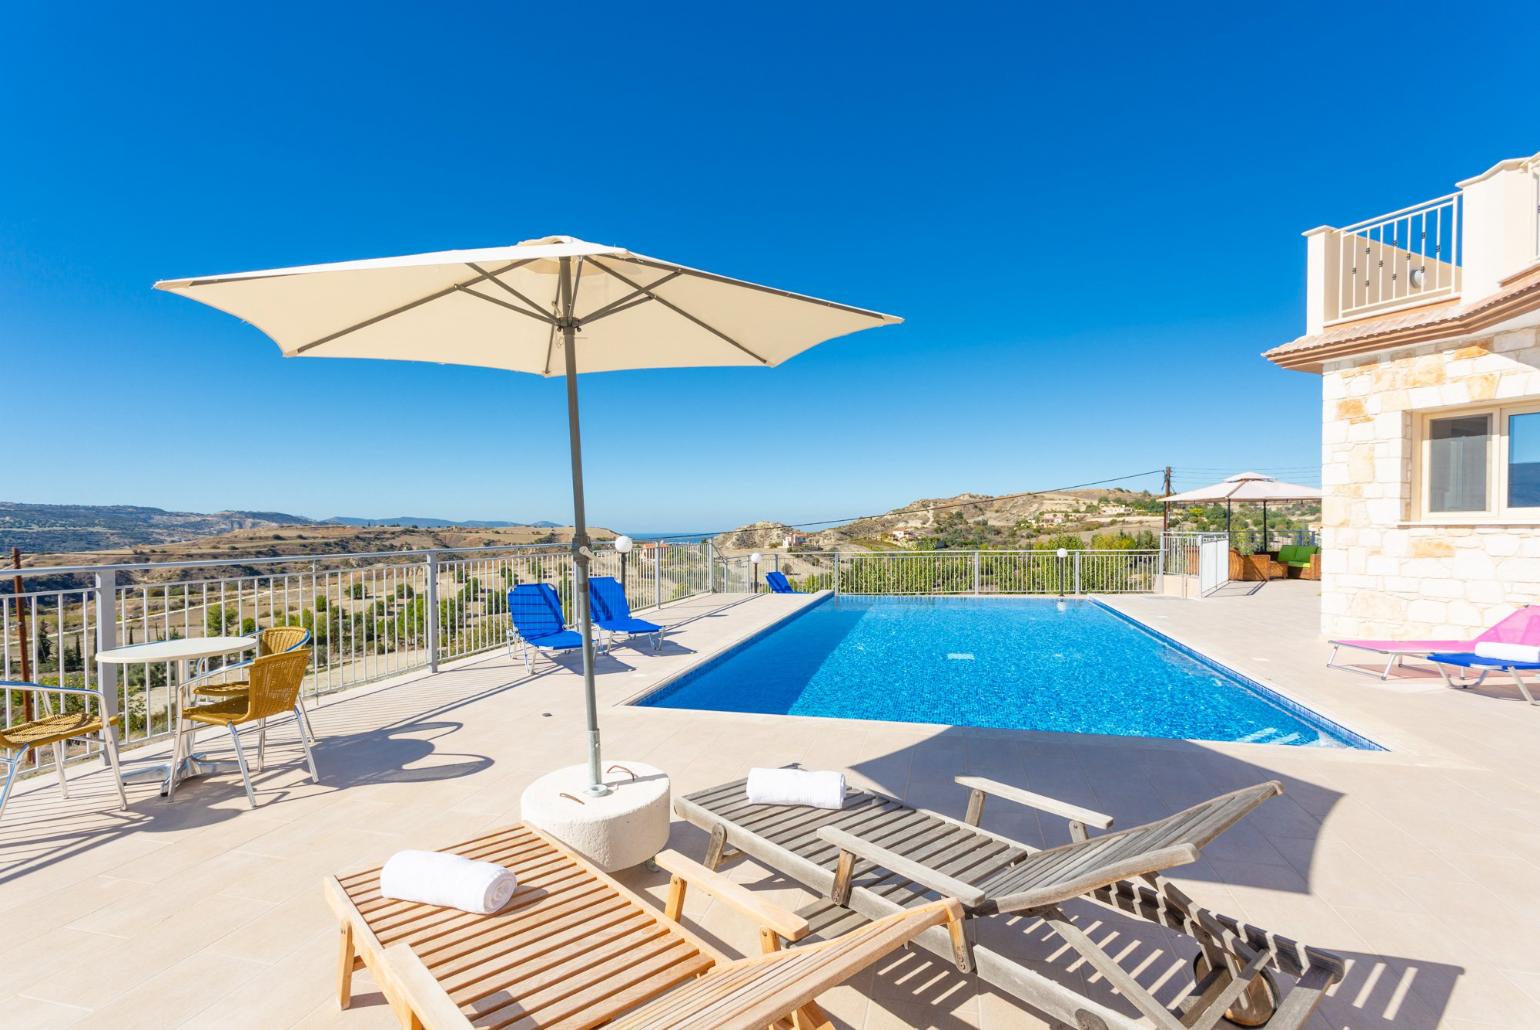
[
  {"xmin": 506, "ymin": 583, "xmax": 584, "ymax": 672},
  {"xmin": 765, "ymin": 570, "xmax": 795, "ymax": 593},
  {"xmin": 587, "ymin": 576, "xmax": 664, "ymax": 653},
  {"xmin": 1426, "ymin": 651, "xmax": 1540, "ymax": 706}
]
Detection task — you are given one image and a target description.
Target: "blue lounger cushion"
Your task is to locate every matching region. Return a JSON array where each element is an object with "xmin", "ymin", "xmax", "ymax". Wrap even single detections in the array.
[
  {"xmin": 509, "ymin": 584, "xmax": 583, "ymax": 651},
  {"xmin": 588, "ymin": 576, "xmax": 662, "ymax": 634},
  {"xmin": 1427, "ymin": 652, "xmax": 1540, "ymax": 670},
  {"xmin": 765, "ymin": 570, "xmax": 795, "ymax": 593}
]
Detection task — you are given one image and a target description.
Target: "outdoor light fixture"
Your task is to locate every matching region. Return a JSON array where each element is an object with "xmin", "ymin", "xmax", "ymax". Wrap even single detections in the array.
[
  {"xmin": 615, "ymin": 535, "xmax": 634, "ymax": 591},
  {"xmin": 1056, "ymin": 548, "xmax": 1068, "ymax": 559},
  {"xmin": 750, "ymin": 552, "xmax": 762, "ymax": 593},
  {"xmin": 1410, "ymin": 266, "xmax": 1426, "ymax": 289}
]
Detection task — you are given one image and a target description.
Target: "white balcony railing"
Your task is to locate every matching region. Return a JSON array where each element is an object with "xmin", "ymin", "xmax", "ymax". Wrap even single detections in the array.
[{"xmin": 1333, "ymin": 192, "xmax": 1462, "ymax": 321}]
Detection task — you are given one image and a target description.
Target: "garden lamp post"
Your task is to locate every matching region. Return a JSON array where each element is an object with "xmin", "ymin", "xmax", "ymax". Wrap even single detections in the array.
[
  {"xmin": 615, "ymin": 534, "xmax": 633, "ymax": 593},
  {"xmin": 1056, "ymin": 547, "xmax": 1068, "ymax": 597},
  {"xmin": 750, "ymin": 553, "xmax": 762, "ymax": 593}
]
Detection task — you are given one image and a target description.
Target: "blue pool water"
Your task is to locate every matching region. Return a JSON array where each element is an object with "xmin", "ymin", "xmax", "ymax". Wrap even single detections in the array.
[{"xmin": 639, "ymin": 597, "xmax": 1376, "ymax": 749}]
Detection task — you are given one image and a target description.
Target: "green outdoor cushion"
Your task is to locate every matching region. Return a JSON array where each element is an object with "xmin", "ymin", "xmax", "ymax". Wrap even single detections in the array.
[{"xmin": 1278, "ymin": 545, "xmax": 1302, "ymax": 563}]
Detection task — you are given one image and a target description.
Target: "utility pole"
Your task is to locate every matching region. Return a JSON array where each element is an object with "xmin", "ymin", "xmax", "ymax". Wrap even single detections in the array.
[{"xmin": 1161, "ymin": 466, "xmax": 1172, "ymax": 533}]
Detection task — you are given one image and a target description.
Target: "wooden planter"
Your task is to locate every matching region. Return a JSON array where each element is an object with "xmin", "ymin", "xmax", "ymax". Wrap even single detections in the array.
[{"xmin": 1228, "ymin": 551, "xmax": 1280, "ymax": 581}]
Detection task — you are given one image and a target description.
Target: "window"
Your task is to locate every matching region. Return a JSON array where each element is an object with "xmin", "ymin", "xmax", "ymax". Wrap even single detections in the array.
[
  {"xmin": 1417, "ymin": 404, "xmax": 1540, "ymax": 520},
  {"xmin": 1427, "ymin": 414, "xmax": 1489, "ymax": 513}
]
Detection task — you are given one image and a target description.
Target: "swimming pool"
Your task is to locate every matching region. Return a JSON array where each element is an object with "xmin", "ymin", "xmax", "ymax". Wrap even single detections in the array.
[{"xmin": 637, "ymin": 596, "xmax": 1378, "ymax": 749}]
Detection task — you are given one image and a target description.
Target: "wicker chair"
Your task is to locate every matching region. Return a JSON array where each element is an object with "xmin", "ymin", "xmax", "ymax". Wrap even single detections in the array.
[
  {"xmin": 189, "ymin": 627, "xmax": 314, "ymax": 768},
  {"xmin": 0, "ymin": 681, "xmax": 128, "ymax": 824},
  {"xmin": 171, "ymin": 648, "xmax": 317, "ymax": 808}
]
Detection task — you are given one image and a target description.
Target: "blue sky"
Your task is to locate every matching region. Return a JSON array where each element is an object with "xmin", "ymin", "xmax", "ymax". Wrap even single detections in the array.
[{"xmin": 3, "ymin": 3, "xmax": 1536, "ymax": 532}]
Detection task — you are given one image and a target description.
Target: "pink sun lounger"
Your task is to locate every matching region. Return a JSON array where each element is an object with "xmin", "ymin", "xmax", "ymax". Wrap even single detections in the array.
[{"xmin": 1328, "ymin": 606, "xmax": 1540, "ymax": 679}]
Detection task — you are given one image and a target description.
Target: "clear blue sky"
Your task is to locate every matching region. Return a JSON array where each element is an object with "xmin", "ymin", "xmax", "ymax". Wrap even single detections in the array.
[{"xmin": 4, "ymin": 4, "xmax": 1536, "ymax": 532}]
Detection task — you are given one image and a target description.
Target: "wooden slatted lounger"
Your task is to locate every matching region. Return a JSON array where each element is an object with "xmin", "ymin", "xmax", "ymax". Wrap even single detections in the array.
[
  {"xmin": 676, "ymin": 775, "xmax": 1345, "ymax": 1030},
  {"xmin": 324, "ymin": 820, "xmax": 967, "ymax": 1029}
]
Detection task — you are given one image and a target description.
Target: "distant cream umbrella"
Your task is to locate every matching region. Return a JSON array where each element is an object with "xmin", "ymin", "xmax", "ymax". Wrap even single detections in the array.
[
  {"xmin": 155, "ymin": 235, "xmax": 901, "ymax": 794},
  {"xmin": 1161, "ymin": 471, "xmax": 1322, "ymax": 540}
]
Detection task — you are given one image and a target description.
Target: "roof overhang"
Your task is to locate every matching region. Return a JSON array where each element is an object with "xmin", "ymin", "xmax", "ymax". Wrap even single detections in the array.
[{"xmin": 1264, "ymin": 263, "xmax": 1540, "ymax": 373}]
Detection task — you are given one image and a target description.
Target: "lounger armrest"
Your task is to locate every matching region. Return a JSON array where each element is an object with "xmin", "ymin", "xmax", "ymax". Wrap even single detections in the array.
[
  {"xmin": 954, "ymin": 776, "xmax": 1115, "ymax": 832},
  {"xmin": 654, "ymin": 849, "xmax": 811, "ymax": 942},
  {"xmin": 380, "ymin": 942, "xmax": 476, "ymax": 1029},
  {"xmin": 818, "ymin": 827, "xmax": 988, "ymax": 908}
]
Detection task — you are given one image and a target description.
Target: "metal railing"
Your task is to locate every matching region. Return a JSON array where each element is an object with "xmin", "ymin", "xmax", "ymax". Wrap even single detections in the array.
[
  {"xmin": 768, "ymin": 549, "xmax": 1160, "ymax": 596},
  {"xmin": 1, "ymin": 539, "xmax": 719, "ymax": 773},
  {"xmin": 1333, "ymin": 192, "xmax": 1461, "ymax": 321}
]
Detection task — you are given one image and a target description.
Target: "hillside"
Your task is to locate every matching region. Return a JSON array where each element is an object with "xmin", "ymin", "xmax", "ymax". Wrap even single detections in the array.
[
  {"xmin": 0, "ymin": 502, "xmax": 565, "ymax": 556},
  {"xmin": 713, "ymin": 488, "xmax": 1171, "ymax": 553},
  {"xmin": 14, "ymin": 523, "xmax": 618, "ymax": 584}
]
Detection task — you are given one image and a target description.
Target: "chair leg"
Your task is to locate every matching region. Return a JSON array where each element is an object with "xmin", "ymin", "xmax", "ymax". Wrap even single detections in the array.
[
  {"xmin": 296, "ymin": 704, "xmax": 320, "ymax": 783},
  {"xmin": 295, "ymin": 695, "xmax": 316, "ymax": 743},
  {"xmin": 101, "ymin": 725, "xmax": 129, "ymax": 811},
  {"xmin": 0, "ymin": 752, "xmax": 22, "ymax": 825},
  {"xmin": 228, "ymin": 724, "xmax": 258, "ymax": 809},
  {"xmin": 166, "ymin": 713, "xmax": 186, "ymax": 802},
  {"xmin": 52, "ymin": 741, "xmax": 70, "ymax": 799},
  {"xmin": 257, "ymin": 718, "xmax": 267, "ymax": 773}
]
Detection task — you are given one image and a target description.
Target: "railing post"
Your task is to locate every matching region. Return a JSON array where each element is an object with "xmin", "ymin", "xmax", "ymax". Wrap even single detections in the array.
[
  {"xmin": 94, "ymin": 571, "xmax": 119, "ymax": 733},
  {"xmin": 425, "ymin": 552, "xmax": 440, "ymax": 673},
  {"xmin": 1073, "ymin": 552, "xmax": 1082, "ymax": 595},
  {"xmin": 833, "ymin": 553, "xmax": 841, "ymax": 596},
  {"xmin": 704, "ymin": 541, "xmax": 716, "ymax": 593},
  {"xmin": 972, "ymin": 551, "xmax": 980, "ymax": 595},
  {"xmin": 654, "ymin": 541, "xmax": 662, "ymax": 610}
]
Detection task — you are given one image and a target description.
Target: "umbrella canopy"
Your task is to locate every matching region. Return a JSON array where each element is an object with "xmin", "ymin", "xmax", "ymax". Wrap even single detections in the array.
[
  {"xmin": 154, "ymin": 235, "xmax": 899, "ymax": 373},
  {"xmin": 1161, "ymin": 471, "xmax": 1322, "ymax": 504},
  {"xmin": 156, "ymin": 235, "xmax": 900, "ymax": 794}
]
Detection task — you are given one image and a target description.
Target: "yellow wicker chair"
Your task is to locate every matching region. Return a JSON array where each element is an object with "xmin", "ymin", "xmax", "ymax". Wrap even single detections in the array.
[
  {"xmin": 191, "ymin": 626, "xmax": 315, "ymax": 768},
  {"xmin": 171, "ymin": 648, "xmax": 317, "ymax": 808},
  {"xmin": 0, "ymin": 681, "xmax": 128, "ymax": 824}
]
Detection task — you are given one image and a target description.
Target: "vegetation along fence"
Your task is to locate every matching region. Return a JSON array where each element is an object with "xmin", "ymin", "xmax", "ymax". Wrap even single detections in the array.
[{"xmin": 766, "ymin": 549, "xmax": 1161, "ymax": 596}]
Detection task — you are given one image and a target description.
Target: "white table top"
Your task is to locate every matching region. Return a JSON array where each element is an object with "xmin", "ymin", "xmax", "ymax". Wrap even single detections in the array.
[{"xmin": 96, "ymin": 636, "xmax": 258, "ymax": 664}]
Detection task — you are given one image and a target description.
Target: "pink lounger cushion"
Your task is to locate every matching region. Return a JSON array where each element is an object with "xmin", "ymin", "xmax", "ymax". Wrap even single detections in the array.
[{"xmin": 1331, "ymin": 606, "xmax": 1540, "ymax": 657}]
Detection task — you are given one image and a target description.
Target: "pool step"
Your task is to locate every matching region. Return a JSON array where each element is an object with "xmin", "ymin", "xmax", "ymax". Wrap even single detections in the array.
[{"xmin": 1235, "ymin": 727, "xmax": 1304, "ymax": 745}]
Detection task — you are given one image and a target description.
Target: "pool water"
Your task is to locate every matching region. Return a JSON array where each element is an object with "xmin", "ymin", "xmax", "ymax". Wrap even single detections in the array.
[{"xmin": 639, "ymin": 596, "xmax": 1375, "ymax": 749}]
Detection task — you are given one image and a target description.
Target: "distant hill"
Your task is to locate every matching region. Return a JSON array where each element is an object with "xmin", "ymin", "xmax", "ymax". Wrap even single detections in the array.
[
  {"xmin": 0, "ymin": 501, "xmax": 564, "ymax": 556},
  {"xmin": 713, "ymin": 488, "xmax": 1169, "ymax": 553},
  {"xmin": 0, "ymin": 502, "xmax": 316, "ymax": 555}
]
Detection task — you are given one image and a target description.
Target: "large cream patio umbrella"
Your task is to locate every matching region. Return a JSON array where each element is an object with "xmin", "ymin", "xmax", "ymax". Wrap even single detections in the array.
[
  {"xmin": 1161, "ymin": 471, "xmax": 1322, "ymax": 539},
  {"xmin": 155, "ymin": 236, "xmax": 900, "ymax": 794}
]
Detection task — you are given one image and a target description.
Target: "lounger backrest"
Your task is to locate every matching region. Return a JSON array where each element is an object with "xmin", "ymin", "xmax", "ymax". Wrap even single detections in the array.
[
  {"xmin": 588, "ymin": 576, "xmax": 630, "ymax": 621},
  {"xmin": 509, "ymin": 583, "xmax": 566, "ymax": 639},
  {"xmin": 982, "ymin": 781, "xmax": 1282, "ymax": 909},
  {"xmin": 1475, "ymin": 605, "xmax": 1540, "ymax": 646},
  {"xmin": 766, "ymin": 571, "xmax": 792, "ymax": 593}
]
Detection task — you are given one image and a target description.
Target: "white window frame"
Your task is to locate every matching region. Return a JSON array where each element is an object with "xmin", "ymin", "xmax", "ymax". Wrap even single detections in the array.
[{"xmin": 1415, "ymin": 401, "xmax": 1540, "ymax": 522}]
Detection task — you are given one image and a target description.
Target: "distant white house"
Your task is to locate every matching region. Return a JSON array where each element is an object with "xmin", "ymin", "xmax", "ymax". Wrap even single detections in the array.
[
  {"xmin": 890, "ymin": 527, "xmax": 918, "ymax": 543},
  {"xmin": 1267, "ymin": 150, "xmax": 1540, "ymax": 639},
  {"xmin": 1099, "ymin": 503, "xmax": 1132, "ymax": 516},
  {"xmin": 1039, "ymin": 512, "xmax": 1068, "ymax": 527}
]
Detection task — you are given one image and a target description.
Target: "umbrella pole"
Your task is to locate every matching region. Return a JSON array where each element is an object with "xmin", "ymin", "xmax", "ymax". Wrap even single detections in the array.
[{"xmin": 558, "ymin": 257, "xmax": 608, "ymax": 797}]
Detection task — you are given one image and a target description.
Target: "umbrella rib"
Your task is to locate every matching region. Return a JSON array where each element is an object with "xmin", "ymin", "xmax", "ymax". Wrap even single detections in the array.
[
  {"xmin": 578, "ymin": 269, "xmax": 682, "ymax": 325},
  {"xmin": 457, "ymin": 285, "xmax": 557, "ymax": 324},
  {"xmin": 465, "ymin": 263, "xmax": 557, "ymax": 324},
  {"xmin": 587, "ymin": 258, "xmax": 770, "ymax": 365},
  {"xmin": 624, "ymin": 254, "xmax": 896, "ymax": 321},
  {"xmin": 293, "ymin": 259, "xmax": 532, "ymax": 355}
]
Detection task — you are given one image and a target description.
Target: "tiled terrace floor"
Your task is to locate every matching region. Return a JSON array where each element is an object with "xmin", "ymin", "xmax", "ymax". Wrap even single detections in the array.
[{"xmin": 1, "ymin": 586, "xmax": 1537, "ymax": 1028}]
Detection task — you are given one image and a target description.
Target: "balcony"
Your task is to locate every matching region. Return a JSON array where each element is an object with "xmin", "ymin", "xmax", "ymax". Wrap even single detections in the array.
[{"xmin": 1303, "ymin": 152, "xmax": 1540, "ymax": 335}]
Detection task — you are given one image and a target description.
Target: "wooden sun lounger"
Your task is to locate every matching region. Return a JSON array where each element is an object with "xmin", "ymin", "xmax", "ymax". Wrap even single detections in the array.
[
  {"xmin": 676, "ymin": 776, "xmax": 1345, "ymax": 1030},
  {"xmin": 324, "ymin": 821, "xmax": 963, "ymax": 1029},
  {"xmin": 382, "ymin": 896, "xmax": 965, "ymax": 1029}
]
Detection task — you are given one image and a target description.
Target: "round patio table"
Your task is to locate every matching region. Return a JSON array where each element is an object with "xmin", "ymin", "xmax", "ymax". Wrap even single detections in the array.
[{"xmin": 96, "ymin": 635, "xmax": 257, "ymax": 795}]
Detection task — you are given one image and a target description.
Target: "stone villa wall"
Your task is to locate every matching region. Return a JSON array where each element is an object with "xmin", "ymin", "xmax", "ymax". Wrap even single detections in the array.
[{"xmin": 1321, "ymin": 325, "xmax": 1540, "ymax": 639}]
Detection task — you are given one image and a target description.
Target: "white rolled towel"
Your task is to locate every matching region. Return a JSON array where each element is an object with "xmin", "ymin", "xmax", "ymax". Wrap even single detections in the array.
[
  {"xmin": 747, "ymin": 768, "xmax": 846, "ymax": 810},
  {"xmin": 1473, "ymin": 641, "xmax": 1540, "ymax": 664},
  {"xmin": 379, "ymin": 850, "xmax": 518, "ymax": 914}
]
